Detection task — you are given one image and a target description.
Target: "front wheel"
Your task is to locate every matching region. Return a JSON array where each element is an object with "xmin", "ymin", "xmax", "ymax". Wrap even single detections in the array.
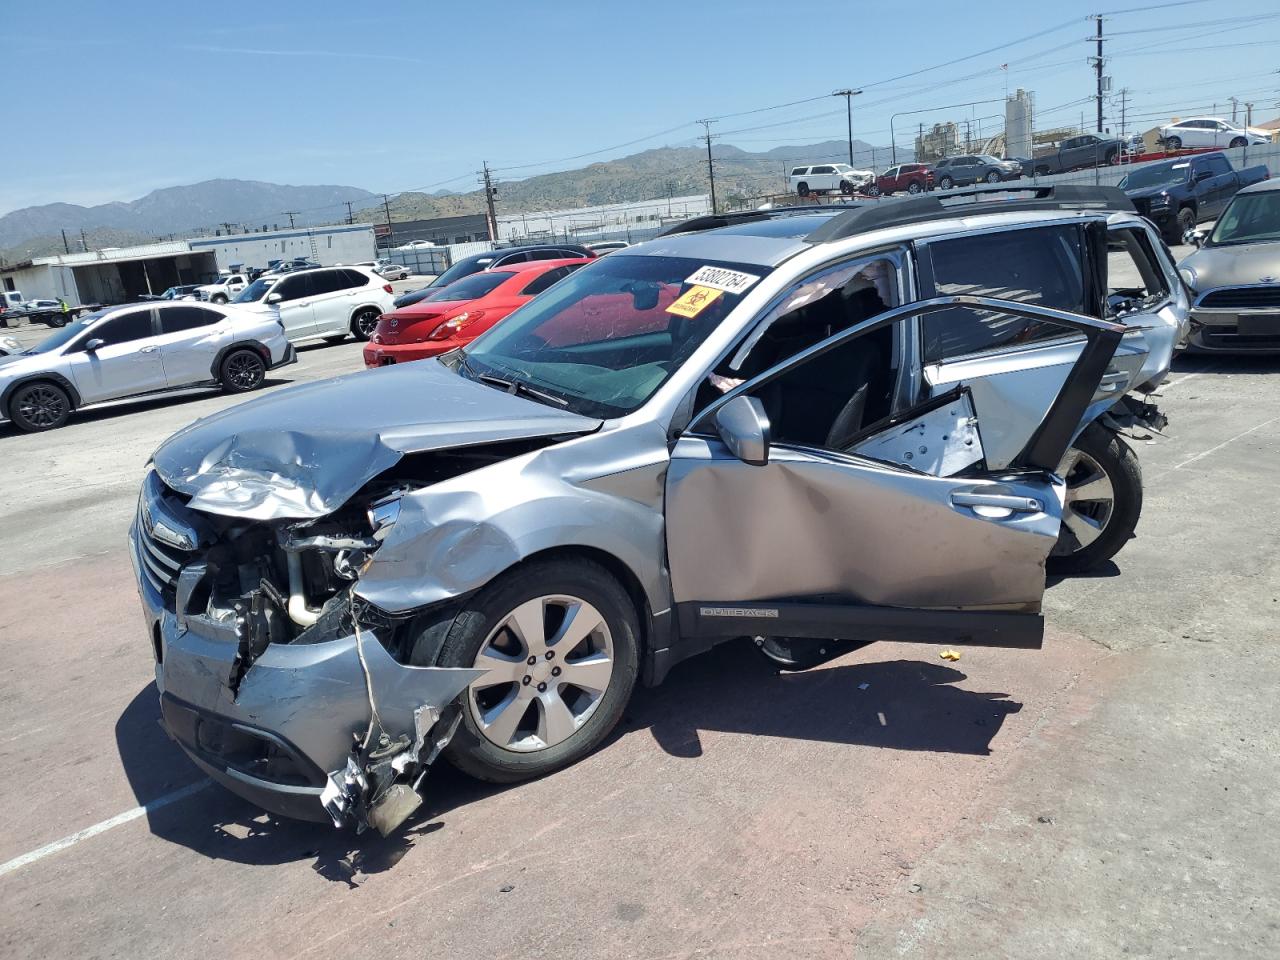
[
  {"xmin": 210, "ymin": 294, "xmax": 228, "ymax": 305},
  {"xmin": 8, "ymin": 380, "xmax": 71, "ymax": 432},
  {"xmin": 840, "ymin": 180, "xmax": 855, "ymax": 195},
  {"xmin": 419, "ymin": 558, "xmax": 641, "ymax": 783},
  {"xmin": 939, "ymin": 176, "xmax": 954, "ymax": 190},
  {"xmin": 985, "ymin": 170, "xmax": 1001, "ymax": 184},
  {"xmin": 1048, "ymin": 424, "xmax": 1142, "ymax": 574}
]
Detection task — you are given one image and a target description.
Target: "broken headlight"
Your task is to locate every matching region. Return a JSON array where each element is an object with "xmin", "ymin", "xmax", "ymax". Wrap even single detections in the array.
[{"xmin": 367, "ymin": 496, "xmax": 401, "ymax": 543}]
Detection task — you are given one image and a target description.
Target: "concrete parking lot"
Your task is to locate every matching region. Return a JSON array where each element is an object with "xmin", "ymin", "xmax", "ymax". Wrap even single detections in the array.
[{"xmin": 0, "ymin": 262, "xmax": 1277, "ymax": 958}]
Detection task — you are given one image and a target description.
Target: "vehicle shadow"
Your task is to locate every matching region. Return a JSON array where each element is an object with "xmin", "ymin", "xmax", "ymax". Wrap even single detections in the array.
[
  {"xmin": 1170, "ymin": 353, "xmax": 1280, "ymax": 376},
  {"xmin": 117, "ymin": 642, "xmax": 1019, "ymax": 882}
]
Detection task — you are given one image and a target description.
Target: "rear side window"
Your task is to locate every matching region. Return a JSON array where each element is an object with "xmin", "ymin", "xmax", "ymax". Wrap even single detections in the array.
[
  {"xmin": 91, "ymin": 309, "xmax": 154, "ymax": 346},
  {"xmin": 307, "ymin": 270, "xmax": 348, "ymax": 295},
  {"xmin": 341, "ymin": 269, "xmax": 370, "ymax": 287},
  {"xmin": 1204, "ymin": 154, "xmax": 1231, "ymax": 177},
  {"xmin": 495, "ymin": 251, "xmax": 530, "ymax": 266},
  {"xmin": 159, "ymin": 306, "xmax": 223, "ymax": 333},
  {"xmin": 521, "ymin": 266, "xmax": 574, "ymax": 296},
  {"xmin": 811, "ymin": 165, "xmax": 835, "ymax": 174},
  {"xmin": 790, "ymin": 167, "xmax": 808, "ymax": 177},
  {"xmin": 921, "ymin": 225, "xmax": 1087, "ymax": 363}
]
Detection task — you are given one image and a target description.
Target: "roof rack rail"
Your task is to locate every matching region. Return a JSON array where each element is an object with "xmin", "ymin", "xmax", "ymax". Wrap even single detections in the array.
[
  {"xmin": 655, "ymin": 203, "xmax": 861, "ymax": 238},
  {"xmin": 804, "ymin": 184, "xmax": 1134, "ymax": 244}
]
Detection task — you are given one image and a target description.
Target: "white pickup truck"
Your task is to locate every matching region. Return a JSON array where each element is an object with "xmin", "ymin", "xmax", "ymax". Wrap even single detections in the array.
[
  {"xmin": 788, "ymin": 163, "xmax": 875, "ymax": 197},
  {"xmin": 195, "ymin": 272, "xmax": 251, "ymax": 304}
]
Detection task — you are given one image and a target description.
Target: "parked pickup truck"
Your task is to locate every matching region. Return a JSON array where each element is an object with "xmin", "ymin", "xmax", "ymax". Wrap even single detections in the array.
[
  {"xmin": 195, "ymin": 272, "xmax": 251, "ymax": 303},
  {"xmin": 1027, "ymin": 133, "xmax": 1125, "ymax": 176},
  {"xmin": 1120, "ymin": 152, "xmax": 1270, "ymax": 242}
]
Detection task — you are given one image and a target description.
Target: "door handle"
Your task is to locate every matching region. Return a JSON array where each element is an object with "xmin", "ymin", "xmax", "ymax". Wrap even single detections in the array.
[
  {"xmin": 139, "ymin": 345, "xmax": 159, "ymax": 353},
  {"xmin": 951, "ymin": 493, "xmax": 1043, "ymax": 513}
]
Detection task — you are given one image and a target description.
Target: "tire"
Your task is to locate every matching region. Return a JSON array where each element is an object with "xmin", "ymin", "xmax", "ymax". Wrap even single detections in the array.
[
  {"xmin": 1048, "ymin": 424, "xmax": 1142, "ymax": 574},
  {"xmin": 797, "ymin": 182, "xmax": 810, "ymax": 198},
  {"xmin": 985, "ymin": 170, "xmax": 1001, "ymax": 184},
  {"xmin": 840, "ymin": 180, "xmax": 855, "ymax": 195},
  {"xmin": 1171, "ymin": 206, "xmax": 1197, "ymax": 243},
  {"xmin": 754, "ymin": 636, "xmax": 871, "ymax": 671},
  {"xmin": 907, "ymin": 180, "xmax": 923, "ymax": 194},
  {"xmin": 1229, "ymin": 136, "xmax": 1246, "ymax": 148},
  {"xmin": 1165, "ymin": 136, "xmax": 1181, "ymax": 151},
  {"xmin": 1104, "ymin": 150, "xmax": 1119, "ymax": 165},
  {"xmin": 1035, "ymin": 165, "xmax": 1051, "ymax": 177},
  {"xmin": 323, "ymin": 334, "xmax": 348, "ymax": 345},
  {"xmin": 210, "ymin": 294, "xmax": 228, "ymax": 305},
  {"xmin": 416, "ymin": 557, "xmax": 641, "ymax": 783},
  {"xmin": 939, "ymin": 176, "xmax": 954, "ymax": 190},
  {"xmin": 219, "ymin": 348, "xmax": 266, "ymax": 393},
  {"xmin": 8, "ymin": 380, "xmax": 71, "ymax": 432},
  {"xmin": 350, "ymin": 307, "xmax": 381, "ymax": 342}
]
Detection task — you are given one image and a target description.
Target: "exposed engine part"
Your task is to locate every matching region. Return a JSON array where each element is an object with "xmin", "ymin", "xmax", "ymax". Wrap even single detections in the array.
[{"xmin": 286, "ymin": 551, "xmax": 322, "ymax": 627}]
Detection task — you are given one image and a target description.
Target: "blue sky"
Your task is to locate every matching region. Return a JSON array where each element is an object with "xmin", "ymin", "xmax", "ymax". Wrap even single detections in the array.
[{"xmin": 3, "ymin": 0, "xmax": 1278, "ymax": 214}]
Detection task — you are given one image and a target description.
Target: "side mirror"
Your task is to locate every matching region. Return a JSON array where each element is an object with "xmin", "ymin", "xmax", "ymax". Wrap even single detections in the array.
[
  {"xmin": 714, "ymin": 395, "xmax": 771, "ymax": 466},
  {"xmin": 1183, "ymin": 229, "xmax": 1206, "ymax": 248},
  {"xmin": 84, "ymin": 338, "xmax": 105, "ymax": 353},
  {"xmin": 265, "ymin": 292, "xmax": 283, "ymax": 304}
]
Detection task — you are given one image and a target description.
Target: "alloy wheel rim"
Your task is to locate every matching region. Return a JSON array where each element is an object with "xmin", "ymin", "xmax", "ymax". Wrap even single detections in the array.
[
  {"xmin": 17, "ymin": 386, "xmax": 65, "ymax": 426},
  {"xmin": 357, "ymin": 311, "xmax": 379, "ymax": 336},
  {"xmin": 227, "ymin": 353, "xmax": 263, "ymax": 388},
  {"xmin": 468, "ymin": 594, "xmax": 615, "ymax": 753},
  {"xmin": 1052, "ymin": 448, "xmax": 1115, "ymax": 556}
]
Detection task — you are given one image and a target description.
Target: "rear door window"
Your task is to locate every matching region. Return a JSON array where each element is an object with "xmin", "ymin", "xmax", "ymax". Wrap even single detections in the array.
[
  {"xmin": 340, "ymin": 268, "xmax": 370, "ymax": 287},
  {"xmin": 920, "ymin": 224, "xmax": 1089, "ymax": 363},
  {"xmin": 159, "ymin": 306, "xmax": 223, "ymax": 333}
]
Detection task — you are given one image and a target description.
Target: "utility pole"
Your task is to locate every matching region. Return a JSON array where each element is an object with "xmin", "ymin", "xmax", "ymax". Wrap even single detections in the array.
[
  {"xmin": 1089, "ymin": 14, "xmax": 1106, "ymax": 133},
  {"xmin": 917, "ymin": 122, "xmax": 924, "ymax": 163},
  {"xmin": 1118, "ymin": 88, "xmax": 1130, "ymax": 136},
  {"xmin": 60, "ymin": 229, "xmax": 70, "ymax": 254},
  {"xmin": 79, "ymin": 228, "xmax": 88, "ymax": 252},
  {"xmin": 382, "ymin": 194, "xmax": 395, "ymax": 247},
  {"xmin": 1229, "ymin": 97, "xmax": 1239, "ymax": 123},
  {"xmin": 698, "ymin": 119, "xmax": 718, "ymax": 214},
  {"xmin": 344, "ymin": 200, "xmax": 355, "ymax": 224},
  {"xmin": 1246, "ymin": 102, "xmax": 1254, "ymax": 128},
  {"xmin": 832, "ymin": 89, "xmax": 862, "ymax": 166},
  {"xmin": 283, "ymin": 211, "xmax": 298, "ymax": 229},
  {"xmin": 480, "ymin": 163, "xmax": 499, "ymax": 242}
]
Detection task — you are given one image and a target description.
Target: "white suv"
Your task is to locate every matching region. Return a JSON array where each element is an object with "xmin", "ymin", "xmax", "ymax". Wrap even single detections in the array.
[
  {"xmin": 788, "ymin": 163, "xmax": 874, "ymax": 197},
  {"xmin": 232, "ymin": 266, "xmax": 395, "ymax": 343}
]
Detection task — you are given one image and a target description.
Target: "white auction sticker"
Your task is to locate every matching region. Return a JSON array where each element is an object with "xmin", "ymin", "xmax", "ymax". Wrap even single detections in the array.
[{"xmin": 685, "ymin": 265, "xmax": 761, "ymax": 295}]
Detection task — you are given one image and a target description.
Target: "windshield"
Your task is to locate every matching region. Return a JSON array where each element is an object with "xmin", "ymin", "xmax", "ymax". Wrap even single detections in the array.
[
  {"xmin": 27, "ymin": 315, "xmax": 100, "ymax": 354},
  {"xmin": 461, "ymin": 254, "xmax": 769, "ymax": 418},
  {"xmin": 234, "ymin": 278, "xmax": 275, "ymax": 303},
  {"xmin": 424, "ymin": 271, "xmax": 512, "ymax": 302},
  {"xmin": 426, "ymin": 256, "xmax": 493, "ymax": 289},
  {"xmin": 1119, "ymin": 162, "xmax": 1190, "ymax": 191},
  {"xmin": 1209, "ymin": 191, "xmax": 1280, "ymax": 246}
]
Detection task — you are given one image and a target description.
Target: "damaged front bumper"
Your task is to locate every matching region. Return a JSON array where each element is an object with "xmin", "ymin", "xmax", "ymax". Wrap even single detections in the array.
[{"xmin": 130, "ymin": 508, "xmax": 480, "ymax": 833}]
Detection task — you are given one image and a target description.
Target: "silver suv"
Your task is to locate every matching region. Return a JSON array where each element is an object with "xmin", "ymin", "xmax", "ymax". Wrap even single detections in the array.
[
  {"xmin": 1, "ymin": 301, "xmax": 294, "ymax": 432},
  {"xmin": 131, "ymin": 186, "xmax": 1185, "ymax": 832}
]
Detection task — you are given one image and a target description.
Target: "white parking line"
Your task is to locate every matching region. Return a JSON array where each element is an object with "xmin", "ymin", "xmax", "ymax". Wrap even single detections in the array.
[
  {"xmin": 0, "ymin": 780, "xmax": 210, "ymax": 879},
  {"xmin": 1161, "ymin": 364, "xmax": 1220, "ymax": 389},
  {"xmin": 1169, "ymin": 416, "xmax": 1280, "ymax": 472}
]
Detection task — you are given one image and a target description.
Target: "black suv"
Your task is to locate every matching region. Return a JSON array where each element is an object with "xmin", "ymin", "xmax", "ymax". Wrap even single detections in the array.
[{"xmin": 393, "ymin": 244, "xmax": 596, "ymax": 308}]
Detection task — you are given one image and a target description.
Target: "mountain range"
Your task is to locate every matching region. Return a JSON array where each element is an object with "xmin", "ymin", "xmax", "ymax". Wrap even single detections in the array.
[{"xmin": 2, "ymin": 139, "xmax": 895, "ymax": 259}]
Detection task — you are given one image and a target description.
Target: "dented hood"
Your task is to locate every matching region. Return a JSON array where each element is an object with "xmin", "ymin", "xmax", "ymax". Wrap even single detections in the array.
[{"xmin": 152, "ymin": 359, "xmax": 600, "ymax": 520}]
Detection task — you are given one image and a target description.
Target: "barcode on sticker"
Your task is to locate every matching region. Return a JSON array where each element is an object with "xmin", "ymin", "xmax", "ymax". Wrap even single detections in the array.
[{"xmin": 685, "ymin": 265, "xmax": 761, "ymax": 295}]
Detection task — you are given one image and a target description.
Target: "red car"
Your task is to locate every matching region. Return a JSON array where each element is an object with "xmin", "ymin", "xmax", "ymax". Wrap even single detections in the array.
[
  {"xmin": 871, "ymin": 163, "xmax": 934, "ymax": 196},
  {"xmin": 363, "ymin": 259, "xmax": 587, "ymax": 367}
]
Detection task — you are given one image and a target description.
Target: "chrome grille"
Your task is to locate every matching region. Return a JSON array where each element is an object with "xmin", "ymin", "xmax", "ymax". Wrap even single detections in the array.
[
  {"xmin": 138, "ymin": 526, "xmax": 188, "ymax": 594},
  {"xmin": 136, "ymin": 471, "xmax": 200, "ymax": 598},
  {"xmin": 1198, "ymin": 286, "xmax": 1280, "ymax": 310}
]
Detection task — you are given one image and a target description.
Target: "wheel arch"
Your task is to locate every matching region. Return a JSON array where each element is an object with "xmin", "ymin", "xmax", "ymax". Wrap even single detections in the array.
[
  {"xmin": 208, "ymin": 340, "xmax": 270, "ymax": 380},
  {"xmin": 1, "ymin": 371, "xmax": 82, "ymax": 415}
]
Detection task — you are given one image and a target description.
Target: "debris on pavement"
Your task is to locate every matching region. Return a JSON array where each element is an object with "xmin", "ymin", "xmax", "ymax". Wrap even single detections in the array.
[{"xmin": 940, "ymin": 649, "xmax": 961, "ymax": 661}]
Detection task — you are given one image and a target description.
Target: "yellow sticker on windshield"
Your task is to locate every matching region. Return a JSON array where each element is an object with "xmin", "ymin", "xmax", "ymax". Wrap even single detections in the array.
[{"xmin": 666, "ymin": 285, "xmax": 723, "ymax": 319}]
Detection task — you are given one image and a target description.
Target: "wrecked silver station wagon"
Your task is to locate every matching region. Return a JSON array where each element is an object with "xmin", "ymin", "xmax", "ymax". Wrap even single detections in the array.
[{"xmin": 131, "ymin": 185, "xmax": 1186, "ymax": 832}]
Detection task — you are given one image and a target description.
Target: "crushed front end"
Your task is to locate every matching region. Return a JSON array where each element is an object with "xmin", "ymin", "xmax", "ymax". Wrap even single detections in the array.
[{"xmin": 130, "ymin": 468, "xmax": 481, "ymax": 834}]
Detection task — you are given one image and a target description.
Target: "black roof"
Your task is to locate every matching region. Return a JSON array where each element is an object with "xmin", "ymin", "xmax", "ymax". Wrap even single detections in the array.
[{"xmin": 661, "ymin": 185, "xmax": 1135, "ymax": 245}]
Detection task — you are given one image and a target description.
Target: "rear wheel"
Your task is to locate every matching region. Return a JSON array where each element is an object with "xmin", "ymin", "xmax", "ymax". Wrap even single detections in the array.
[
  {"xmin": 1229, "ymin": 136, "xmax": 1247, "ymax": 148},
  {"xmin": 418, "ymin": 558, "xmax": 641, "ymax": 783},
  {"xmin": 985, "ymin": 170, "xmax": 1001, "ymax": 184},
  {"xmin": 350, "ymin": 307, "xmax": 381, "ymax": 341},
  {"xmin": 1165, "ymin": 136, "xmax": 1182, "ymax": 151},
  {"xmin": 939, "ymin": 175, "xmax": 954, "ymax": 190},
  {"xmin": 220, "ymin": 348, "xmax": 266, "ymax": 393},
  {"xmin": 8, "ymin": 381, "xmax": 71, "ymax": 432},
  {"xmin": 1048, "ymin": 425, "xmax": 1142, "ymax": 574},
  {"xmin": 907, "ymin": 180, "xmax": 923, "ymax": 194},
  {"xmin": 797, "ymin": 182, "xmax": 810, "ymax": 198}
]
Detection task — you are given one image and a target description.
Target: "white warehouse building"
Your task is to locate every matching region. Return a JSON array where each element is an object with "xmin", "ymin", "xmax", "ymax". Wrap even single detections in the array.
[{"xmin": 1, "ymin": 224, "xmax": 375, "ymax": 305}]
